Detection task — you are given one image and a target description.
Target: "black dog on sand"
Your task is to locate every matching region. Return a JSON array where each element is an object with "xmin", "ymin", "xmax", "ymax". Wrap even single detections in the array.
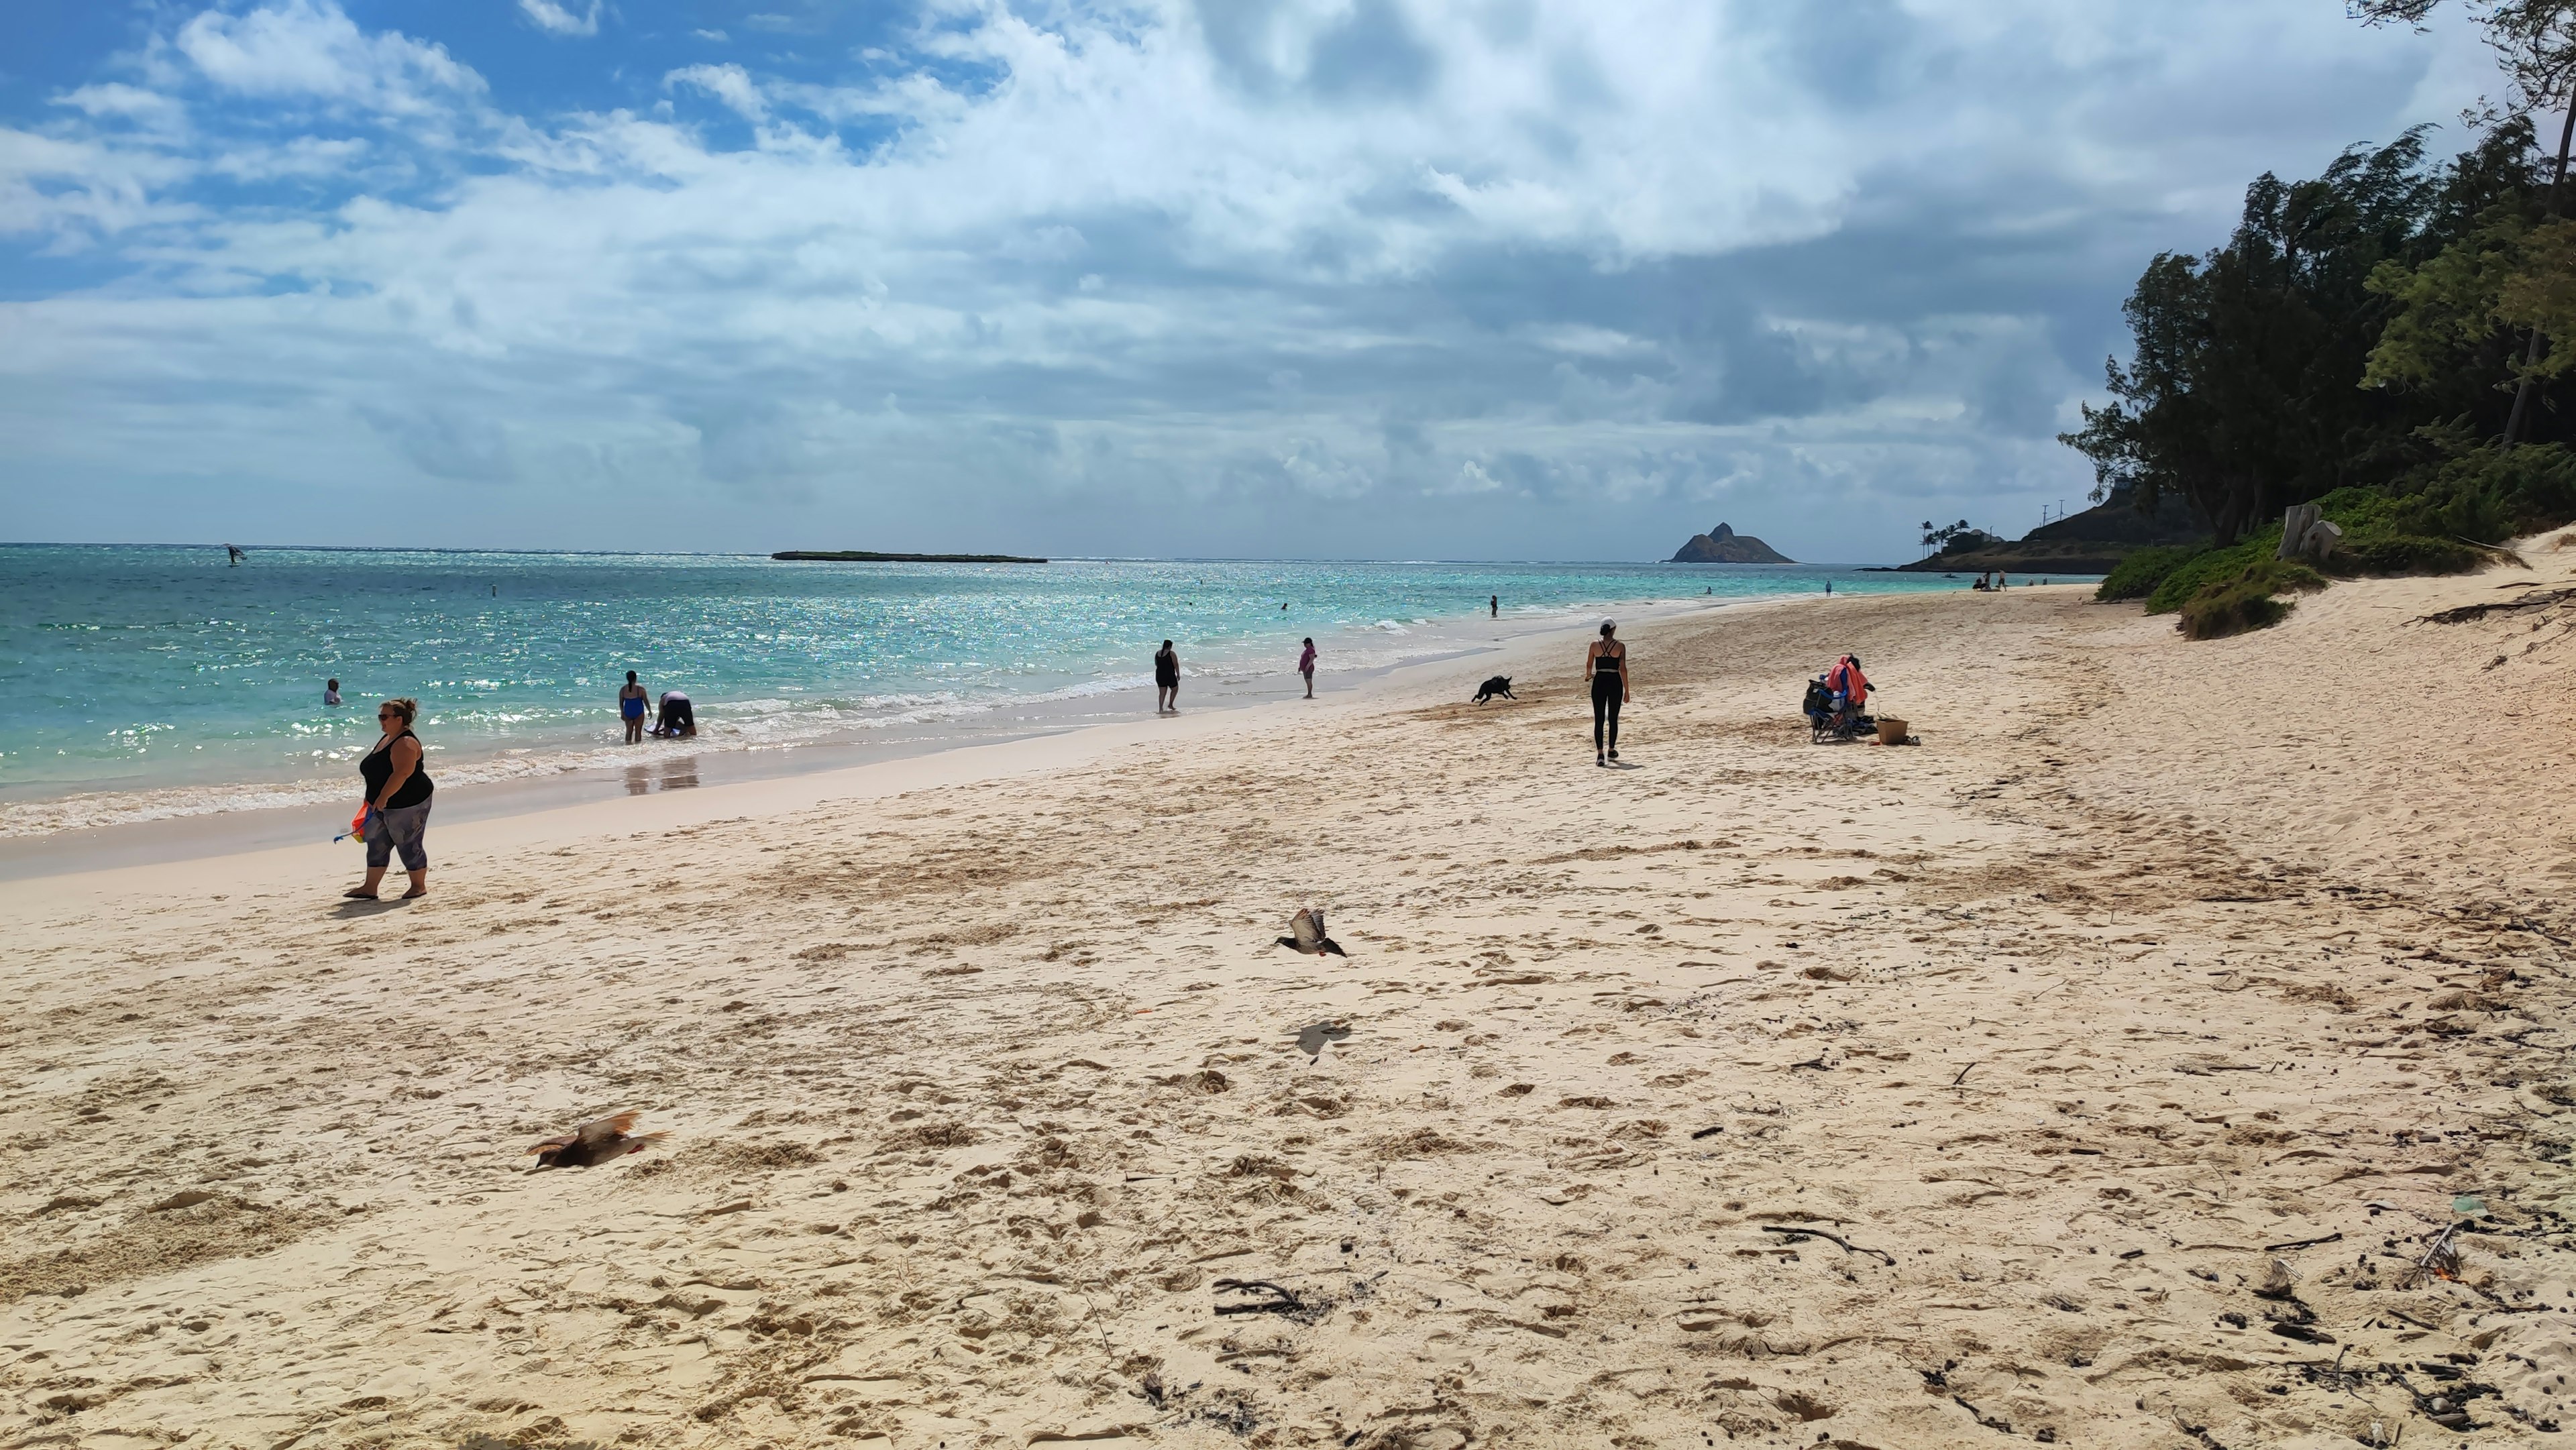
[{"xmin": 1473, "ymin": 675, "xmax": 1515, "ymax": 704}]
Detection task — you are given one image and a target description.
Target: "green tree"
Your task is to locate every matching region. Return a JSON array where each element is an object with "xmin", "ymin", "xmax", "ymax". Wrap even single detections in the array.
[
  {"xmin": 2060, "ymin": 131, "xmax": 2490, "ymax": 541},
  {"xmin": 2355, "ymin": 1, "xmax": 2576, "ymax": 437}
]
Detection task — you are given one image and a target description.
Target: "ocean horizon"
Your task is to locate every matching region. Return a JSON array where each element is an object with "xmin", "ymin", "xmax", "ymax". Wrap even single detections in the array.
[{"xmin": 2, "ymin": 543, "xmax": 2074, "ymax": 836}]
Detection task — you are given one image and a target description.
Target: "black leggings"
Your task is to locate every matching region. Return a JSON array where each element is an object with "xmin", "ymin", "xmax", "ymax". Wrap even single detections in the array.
[{"xmin": 1592, "ymin": 675, "xmax": 1622, "ymax": 753}]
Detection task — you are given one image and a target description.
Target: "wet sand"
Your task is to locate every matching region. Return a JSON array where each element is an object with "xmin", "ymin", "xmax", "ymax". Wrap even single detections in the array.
[{"xmin": 7, "ymin": 553, "xmax": 2576, "ymax": 1449}]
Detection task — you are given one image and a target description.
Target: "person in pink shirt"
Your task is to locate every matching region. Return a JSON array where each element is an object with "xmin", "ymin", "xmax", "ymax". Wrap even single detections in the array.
[{"xmin": 1297, "ymin": 637, "xmax": 1317, "ymax": 698}]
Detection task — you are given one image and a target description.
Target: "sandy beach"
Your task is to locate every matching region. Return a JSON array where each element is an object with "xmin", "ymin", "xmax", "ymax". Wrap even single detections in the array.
[{"xmin": 7, "ymin": 555, "xmax": 2576, "ymax": 1450}]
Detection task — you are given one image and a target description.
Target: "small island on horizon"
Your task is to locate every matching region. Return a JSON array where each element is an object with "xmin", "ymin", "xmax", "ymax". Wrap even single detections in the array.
[
  {"xmin": 773, "ymin": 550, "xmax": 1050, "ymax": 563},
  {"xmin": 1668, "ymin": 522, "xmax": 1792, "ymax": 564}
]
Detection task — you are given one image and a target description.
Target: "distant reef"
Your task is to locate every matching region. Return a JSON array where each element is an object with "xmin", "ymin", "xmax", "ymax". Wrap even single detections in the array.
[
  {"xmin": 1890, "ymin": 486, "xmax": 2204, "ymax": 574},
  {"xmin": 773, "ymin": 550, "xmax": 1049, "ymax": 563},
  {"xmin": 1669, "ymin": 522, "xmax": 1792, "ymax": 565}
]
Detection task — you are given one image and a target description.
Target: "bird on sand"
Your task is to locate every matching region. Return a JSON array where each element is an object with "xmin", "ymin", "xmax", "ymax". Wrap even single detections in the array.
[
  {"xmin": 527, "ymin": 1111, "xmax": 667, "ymax": 1169},
  {"xmin": 1275, "ymin": 907, "xmax": 1347, "ymax": 957}
]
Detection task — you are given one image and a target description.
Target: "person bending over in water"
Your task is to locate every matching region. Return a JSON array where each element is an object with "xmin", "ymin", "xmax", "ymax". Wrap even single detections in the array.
[
  {"xmin": 619, "ymin": 671, "xmax": 649, "ymax": 744},
  {"xmin": 1586, "ymin": 619, "xmax": 1629, "ymax": 767},
  {"xmin": 1155, "ymin": 640, "xmax": 1181, "ymax": 714},
  {"xmin": 653, "ymin": 689, "xmax": 695, "ymax": 738},
  {"xmin": 325, "ymin": 678, "xmax": 341, "ymax": 707},
  {"xmin": 1298, "ymin": 637, "xmax": 1317, "ymax": 699}
]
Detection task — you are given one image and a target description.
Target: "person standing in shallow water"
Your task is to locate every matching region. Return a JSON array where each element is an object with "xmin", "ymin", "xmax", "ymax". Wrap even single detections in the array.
[
  {"xmin": 1585, "ymin": 620, "xmax": 1629, "ymax": 767},
  {"xmin": 1154, "ymin": 640, "xmax": 1181, "ymax": 714},
  {"xmin": 619, "ymin": 671, "xmax": 649, "ymax": 744},
  {"xmin": 324, "ymin": 679, "xmax": 341, "ymax": 707},
  {"xmin": 1490, "ymin": 594, "xmax": 1499, "ymax": 619},
  {"xmin": 348, "ymin": 698, "xmax": 433, "ymax": 900},
  {"xmin": 1297, "ymin": 637, "xmax": 1317, "ymax": 699}
]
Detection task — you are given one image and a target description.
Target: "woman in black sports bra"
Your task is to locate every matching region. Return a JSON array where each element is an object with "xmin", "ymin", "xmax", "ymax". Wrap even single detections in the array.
[
  {"xmin": 1587, "ymin": 620, "xmax": 1628, "ymax": 767},
  {"xmin": 348, "ymin": 697, "xmax": 435, "ymax": 900}
]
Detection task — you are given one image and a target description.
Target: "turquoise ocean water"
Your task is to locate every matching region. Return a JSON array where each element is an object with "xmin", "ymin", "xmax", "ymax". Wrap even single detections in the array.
[{"xmin": 1, "ymin": 545, "xmax": 2032, "ymax": 834}]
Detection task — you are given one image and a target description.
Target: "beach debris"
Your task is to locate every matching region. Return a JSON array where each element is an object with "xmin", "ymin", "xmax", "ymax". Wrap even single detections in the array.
[
  {"xmin": 2265, "ymin": 1231, "xmax": 2345, "ymax": 1252},
  {"xmin": 1759, "ymin": 1223, "xmax": 1894, "ymax": 1266},
  {"xmin": 1212, "ymin": 1278, "xmax": 1324, "ymax": 1322},
  {"xmin": 527, "ymin": 1111, "xmax": 667, "ymax": 1170},
  {"xmin": 2258, "ymin": 1257, "xmax": 2302, "ymax": 1299},
  {"xmin": 1294, "ymin": 1022, "xmax": 1353, "ymax": 1060},
  {"xmin": 1690, "ymin": 1125, "xmax": 1725, "ymax": 1139},
  {"xmin": 1953, "ymin": 1395, "xmax": 2013, "ymax": 1433},
  {"xmin": 2413, "ymin": 1222, "xmax": 2465, "ymax": 1284},
  {"xmin": 2268, "ymin": 1321, "xmax": 2334, "ymax": 1344},
  {"xmin": 2452, "ymin": 1194, "xmax": 2488, "ymax": 1219},
  {"xmin": 2413, "ymin": 583, "xmax": 2576, "ymax": 625},
  {"xmin": 1275, "ymin": 908, "xmax": 1347, "ymax": 958},
  {"xmin": 1788, "ymin": 1054, "xmax": 1832, "ymax": 1072},
  {"xmin": 1951, "ymin": 1061, "xmax": 1978, "ymax": 1086}
]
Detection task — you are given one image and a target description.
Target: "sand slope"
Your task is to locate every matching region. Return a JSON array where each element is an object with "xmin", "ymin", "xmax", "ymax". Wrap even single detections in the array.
[{"xmin": 7, "ymin": 557, "xmax": 2576, "ymax": 1449}]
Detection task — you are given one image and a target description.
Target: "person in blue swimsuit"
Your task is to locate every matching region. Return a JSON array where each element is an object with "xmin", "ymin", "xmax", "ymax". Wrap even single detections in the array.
[{"xmin": 619, "ymin": 671, "xmax": 649, "ymax": 744}]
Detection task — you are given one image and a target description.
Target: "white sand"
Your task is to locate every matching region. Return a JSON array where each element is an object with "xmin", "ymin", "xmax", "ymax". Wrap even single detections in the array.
[{"xmin": 7, "ymin": 557, "xmax": 2576, "ymax": 1449}]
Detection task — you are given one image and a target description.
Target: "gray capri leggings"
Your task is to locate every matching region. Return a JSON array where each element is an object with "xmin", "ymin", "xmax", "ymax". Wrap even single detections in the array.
[{"xmin": 366, "ymin": 801, "xmax": 431, "ymax": 872}]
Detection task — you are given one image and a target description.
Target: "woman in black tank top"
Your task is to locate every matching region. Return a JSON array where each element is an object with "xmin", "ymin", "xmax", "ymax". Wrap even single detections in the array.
[
  {"xmin": 348, "ymin": 698, "xmax": 434, "ymax": 899},
  {"xmin": 1587, "ymin": 620, "xmax": 1628, "ymax": 766}
]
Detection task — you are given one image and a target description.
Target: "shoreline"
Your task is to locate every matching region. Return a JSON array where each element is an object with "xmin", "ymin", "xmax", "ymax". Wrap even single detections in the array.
[{"xmin": 0, "ymin": 591, "xmax": 1768, "ymax": 882}]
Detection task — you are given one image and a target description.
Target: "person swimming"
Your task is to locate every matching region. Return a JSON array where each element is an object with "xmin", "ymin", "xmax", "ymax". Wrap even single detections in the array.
[{"xmin": 325, "ymin": 678, "xmax": 341, "ymax": 707}]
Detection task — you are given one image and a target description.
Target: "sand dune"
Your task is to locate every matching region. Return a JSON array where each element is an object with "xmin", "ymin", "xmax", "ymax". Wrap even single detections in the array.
[{"xmin": 7, "ymin": 555, "xmax": 2576, "ymax": 1449}]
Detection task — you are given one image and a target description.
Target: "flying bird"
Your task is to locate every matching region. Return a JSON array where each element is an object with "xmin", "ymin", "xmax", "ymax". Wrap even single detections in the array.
[
  {"xmin": 527, "ymin": 1111, "xmax": 667, "ymax": 1170},
  {"xmin": 1275, "ymin": 907, "xmax": 1347, "ymax": 958}
]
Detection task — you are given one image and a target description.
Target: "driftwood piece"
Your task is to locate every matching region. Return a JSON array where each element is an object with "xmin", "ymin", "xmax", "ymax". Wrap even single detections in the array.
[
  {"xmin": 2276, "ymin": 504, "xmax": 2342, "ymax": 564},
  {"xmin": 1760, "ymin": 1223, "xmax": 1896, "ymax": 1265},
  {"xmin": 2414, "ymin": 584, "xmax": 2576, "ymax": 625}
]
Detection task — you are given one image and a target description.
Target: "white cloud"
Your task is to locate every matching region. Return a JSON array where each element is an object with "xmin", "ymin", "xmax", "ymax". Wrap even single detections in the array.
[
  {"xmin": 519, "ymin": 0, "xmax": 603, "ymax": 38},
  {"xmin": 665, "ymin": 63, "xmax": 767, "ymax": 123},
  {"xmin": 174, "ymin": 0, "xmax": 483, "ymax": 115}
]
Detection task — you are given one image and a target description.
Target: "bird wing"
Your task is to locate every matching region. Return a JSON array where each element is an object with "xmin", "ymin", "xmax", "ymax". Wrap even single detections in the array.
[
  {"xmin": 1311, "ymin": 907, "xmax": 1326, "ymax": 942},
  {"xmin": 1291, "ymin": 909, "xmax": 1322, "ymax": 950},
  {"xmin": 574, "ymin": 1111, "xmax": 640, "ymax": 1145},
  {"xmin": 526, "ymin": 1134, "xmax": 575, "ymax": 1156}
]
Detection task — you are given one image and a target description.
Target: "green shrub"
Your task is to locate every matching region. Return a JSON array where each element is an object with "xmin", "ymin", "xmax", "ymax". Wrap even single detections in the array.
[
  {"xmin": 2331, "ymin": 532, "xmax": 2486, "ymax": 574},
  {"xmin": 2144, "ymin": 535, "xmax": 2271, "ymax": 614},
  {"xmin": 2176, "ymin": 560, "xmax": 2326, "ymax": 639},
  {"xmin": 2096, "ymin": 544, "xmax": 2206, "ymax": 602},
  {"xmin": 2388, "ymin": 439, "xmax": 2576, "ymax": 541}
]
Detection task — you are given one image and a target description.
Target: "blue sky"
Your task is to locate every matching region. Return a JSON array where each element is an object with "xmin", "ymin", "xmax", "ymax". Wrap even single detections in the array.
[{"xmin": 0, "ymin": 0, "xmax": 2512, "ymax": 561}]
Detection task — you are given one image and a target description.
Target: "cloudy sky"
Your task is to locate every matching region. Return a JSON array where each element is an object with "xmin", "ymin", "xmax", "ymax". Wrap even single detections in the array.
[{"xmin": 0, "ymin": 1, "xmax": 2508, "ymax": 562}]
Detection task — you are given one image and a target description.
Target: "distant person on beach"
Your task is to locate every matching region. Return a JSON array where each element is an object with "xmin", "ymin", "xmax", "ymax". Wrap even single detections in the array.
[
  {"xmin": 1155, "ymin": 640, "xmax": 1181, "ymax": 714},
  {"xmin": 1491, "ymin": 594, "xmax": 1499, "ymax": 619},
  {"xmin": 653, "ymin": 689, "xmax": 695, "ymax": 738},
  {"xmin": 1586, "ymin": 620, "xmax": 1629, "ymax": 767},
  {"xmin": 347, "ymin": 698, "xmax": 433, "ymax": 901},
  {"xmin": 1996, "ymin": 570, "xmax": 2008, "ymax": 590},
  {"xmin": 1825, "ymin": 580, "xmax": 1833, "ymax": 595},
  {"xmin": 1299, "ymin": 637, "xmax": 1317, "ymax": 699},
  {"xmin": 325, "ymin": 679, "xmax": 341, "ymax": 707},
  {"xmin": 619, "ymin": 671, "xmax": 649, "ymax": 744}
]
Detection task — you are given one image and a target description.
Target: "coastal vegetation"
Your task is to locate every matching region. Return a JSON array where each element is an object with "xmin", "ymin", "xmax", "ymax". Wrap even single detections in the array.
[{"xmin": 2063, "ymin": 3, "xmax": 2576, "ymax": 633}]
